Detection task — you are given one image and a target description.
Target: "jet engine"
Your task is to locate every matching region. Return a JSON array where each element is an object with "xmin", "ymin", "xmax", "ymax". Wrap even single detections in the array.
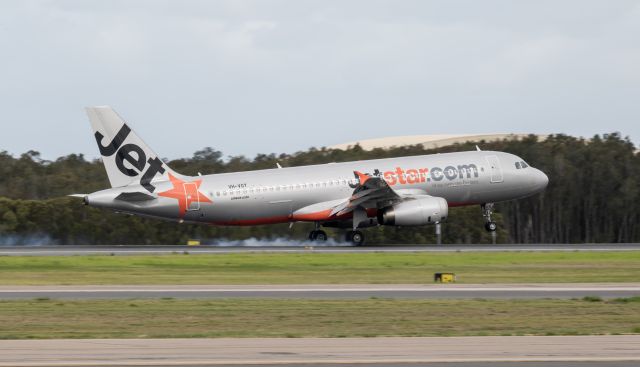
[{"xmin": 377, "ymin": 196, "xmax": 448, "ymax": 226}]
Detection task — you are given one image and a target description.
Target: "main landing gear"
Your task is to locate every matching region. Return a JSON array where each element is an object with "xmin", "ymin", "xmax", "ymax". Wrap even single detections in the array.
[
  {"xmin": 307, "ymin": 222, "xmax": 366, "ymax": 246},
  {"xmin": 481, "ymin": 203, "xmax": 497, "ymax": 232},
  {"xmin": 309, "ymin": 222, "xmax": 328, "ymax": 242},
  {"xmin": 308, "ymin": 230, "xmax": 328, "ymax": 241},
  {"xmin": 307, "ymin": 228, "xmax": 364, "ymax": 245},
  {"xmin": 345, "ymin": 230, "xmax": 365, "ymax": 246}
]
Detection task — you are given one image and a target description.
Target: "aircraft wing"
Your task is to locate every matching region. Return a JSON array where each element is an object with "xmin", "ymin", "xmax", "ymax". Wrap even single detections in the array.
[
  {"xmin": 292, "ymin": 171, "xmax": 401, "ymax": 222},
  {"xmin": 329, "ymin": 171, "xmax": 401, "ymax": 217}
]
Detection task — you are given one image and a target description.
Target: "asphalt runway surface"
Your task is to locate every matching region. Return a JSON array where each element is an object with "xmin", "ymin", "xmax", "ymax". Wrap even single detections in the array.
[
  {"xmin": 1, "ymin": 284, "xmax": 639, "ymax": 300},
  {"xmin": 93, "ymin": 364, "xmax": 640, "ymax": 367},
  {"xmin": 1, "ymin": 336, "xmax": 638, "ymax": 366},
  {"xmin": 69, "ymin": 364, "xmax": 640, "ymax": 367},
  {"xmin": 2, "ymin": 243, "xmax": 640, "ymax": 256}
]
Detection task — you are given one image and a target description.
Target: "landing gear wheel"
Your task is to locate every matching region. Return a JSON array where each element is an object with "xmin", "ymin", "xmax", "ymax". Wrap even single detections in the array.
[
  {"xmin": 308, "ymin": 230, "xmax": 328, "ymax": 242},
  {"xmin": 481, "ymin": 203, "xmax": 497, "ymax": 232},
  {"xmin": 345, "ymin": 230, "xmax": 365, "ymax": 246},
  {"xmin": 484, "ymin": 221, "xmax": 497, "ymax": 232}
]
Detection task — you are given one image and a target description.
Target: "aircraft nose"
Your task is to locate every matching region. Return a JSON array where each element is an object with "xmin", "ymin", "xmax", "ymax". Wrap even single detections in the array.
[{"xmin": 532, "ymin": 169, "xmax": 549, "ymax": 191}]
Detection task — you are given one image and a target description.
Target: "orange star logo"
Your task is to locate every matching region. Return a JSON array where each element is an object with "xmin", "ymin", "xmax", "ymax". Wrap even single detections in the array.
[{"xmin": 158, "ymin": 173, "xmax": 212, "ymax": 216}]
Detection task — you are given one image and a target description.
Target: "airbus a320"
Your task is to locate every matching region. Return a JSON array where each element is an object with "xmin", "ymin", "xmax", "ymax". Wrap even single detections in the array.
[{"xmin": 73, "ymin": 106, "xmax": 549, "ymax": 245}]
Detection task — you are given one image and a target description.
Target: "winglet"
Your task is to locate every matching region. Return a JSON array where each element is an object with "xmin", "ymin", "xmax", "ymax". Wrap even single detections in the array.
[{"xmin": 354, "ymin": 171, "xmax": 370, "ymax": 185}]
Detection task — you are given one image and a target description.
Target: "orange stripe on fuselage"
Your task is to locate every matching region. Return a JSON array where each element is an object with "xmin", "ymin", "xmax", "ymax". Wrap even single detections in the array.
[
  {"xmin": 291, "ymin": 209, "xmax": 334, "ymax": 221},
  {"xmin": 209, "ymin": 208, "xmax": 382, "ymax": 226}
]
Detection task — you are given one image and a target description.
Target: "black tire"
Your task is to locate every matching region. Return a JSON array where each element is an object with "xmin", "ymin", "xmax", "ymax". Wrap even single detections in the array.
[
  {"xmin": 345, "ymin": 231, "xmax": 353, "ymax": 243},
  {"xmin": 485, "ymin": 221, "xmax": 497, "ymax": 232},
  {"xmin": 309, "ymin": 230, "xmax": 328, "ymax": 242},
  {"xmin": 346, "ymin": 230, "xmax": 365, "ymax": 245},
  {"xmin": 314, "ymin": 230, "xmax": 328, "ymax": 242}
]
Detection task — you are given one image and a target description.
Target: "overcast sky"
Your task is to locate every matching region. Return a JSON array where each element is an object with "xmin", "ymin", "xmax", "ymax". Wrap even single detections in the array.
[{"xmin": 1, "ymin": 0, "xmax": 639, "ymax": 160}]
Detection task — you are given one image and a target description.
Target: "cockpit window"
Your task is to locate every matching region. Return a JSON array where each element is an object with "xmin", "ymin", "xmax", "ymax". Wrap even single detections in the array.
[
  {"xmin": 515, "ymin": 162, "xmax": 521, "ymax": 169},
  {"xmin": 521, "ymin": 161, "xmax": 529, "ymax": 168}
]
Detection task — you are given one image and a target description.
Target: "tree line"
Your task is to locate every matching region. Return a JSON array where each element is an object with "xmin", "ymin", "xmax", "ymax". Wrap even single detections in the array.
[{"xmin": 0, "ymin": 133, "xmax": 637, "ymax": 245}]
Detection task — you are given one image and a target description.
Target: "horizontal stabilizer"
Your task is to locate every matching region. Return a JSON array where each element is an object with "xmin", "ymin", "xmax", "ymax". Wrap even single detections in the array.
[{"xmin": 115, "ymin": 192, "xmax": 156, "ymax": 202}]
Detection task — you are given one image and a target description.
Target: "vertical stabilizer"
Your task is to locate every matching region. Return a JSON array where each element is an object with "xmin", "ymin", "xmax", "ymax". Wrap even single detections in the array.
[{"xmin": 86, "ymin": 106, "xmax": 179, "ymax": 193}]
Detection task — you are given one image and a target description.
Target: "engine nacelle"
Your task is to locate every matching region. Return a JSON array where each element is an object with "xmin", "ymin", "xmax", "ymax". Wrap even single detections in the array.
[{"xmin": 377, "ymin": 196, "xmax": 448, "ymax": 226}]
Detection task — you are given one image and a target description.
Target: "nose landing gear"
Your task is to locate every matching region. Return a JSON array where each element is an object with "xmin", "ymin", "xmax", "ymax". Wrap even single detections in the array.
[{"xmin": 481, "ymin": 203, "xmax": 497, "ymax": 232}]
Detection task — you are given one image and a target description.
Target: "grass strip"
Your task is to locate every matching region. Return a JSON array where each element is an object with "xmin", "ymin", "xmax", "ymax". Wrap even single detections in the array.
[
  {"xmin": 1, "ymin": 251, "xmax": 640, "ymax": 285},
  {"xmin": 0, "ymin": 297, "xmax": 639, "ymax": 339}
]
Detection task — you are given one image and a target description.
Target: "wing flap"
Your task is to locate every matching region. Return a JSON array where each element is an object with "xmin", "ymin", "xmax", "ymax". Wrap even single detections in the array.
[
  {"xmin": 332, "ymin": 171, "xmax": 401, "ymax": 216},
  {"xmin": 295, "ymin": 171, "xmax": 404, "ymax": 221}
]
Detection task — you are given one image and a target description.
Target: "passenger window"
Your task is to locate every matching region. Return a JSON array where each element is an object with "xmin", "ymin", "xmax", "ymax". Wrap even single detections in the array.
[{"xmin": 515, "ymin": 162, "xmax": 521, "ymax": 169}]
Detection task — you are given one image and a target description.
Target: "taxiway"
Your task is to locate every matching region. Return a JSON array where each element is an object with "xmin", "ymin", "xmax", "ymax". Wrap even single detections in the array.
[
  {"xmin": 1, "ymin": 283, "xmax": 638, "ymax": 300},
  {"xmin": 1, "ymin": 243, "xmax": 640, "ymax": 256},
  {"xmin": 1, "ymin": 335, "xmax": 638, "ymax": 366}
]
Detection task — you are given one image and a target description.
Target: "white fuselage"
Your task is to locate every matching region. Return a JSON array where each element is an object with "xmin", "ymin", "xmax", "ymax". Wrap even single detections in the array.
[{"xmin": 87, "ymin": 150, "xmax": 548, "ymax": 225}]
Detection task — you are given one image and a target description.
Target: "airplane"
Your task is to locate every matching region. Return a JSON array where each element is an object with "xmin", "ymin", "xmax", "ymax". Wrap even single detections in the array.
[{"xmin": 72, "ymin": 106, "xmax": 549, "ymax": 245}]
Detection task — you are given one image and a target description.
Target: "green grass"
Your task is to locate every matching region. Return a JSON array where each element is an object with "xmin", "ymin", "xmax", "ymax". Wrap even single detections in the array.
[
  {"xmin": 1, "ymin": 251, "xmax": 639, "ymax": 285},
  {"xmin": 0, "ymin": 297, "xmax": 639, "ymax": 339}
]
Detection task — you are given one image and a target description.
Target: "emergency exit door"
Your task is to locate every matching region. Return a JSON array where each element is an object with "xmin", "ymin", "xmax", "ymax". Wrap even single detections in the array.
[{"xmin": 184, "ymin": 182, "xmax": 201, "ymax": 211}]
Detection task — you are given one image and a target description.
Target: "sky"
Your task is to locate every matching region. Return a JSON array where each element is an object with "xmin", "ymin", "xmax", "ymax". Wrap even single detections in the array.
[{"xmin": 0, "ymin": 0, "xmax": 639, "ymax": 160}]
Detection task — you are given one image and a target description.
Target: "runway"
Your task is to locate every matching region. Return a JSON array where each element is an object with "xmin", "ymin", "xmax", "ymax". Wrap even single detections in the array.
[
  {"xmin": 1, "ymin": 335, "xmax": 638, "ymax": 366},
  {"xmin": 2, "ymin": 243, "xmax": 640, "ymax": 256},
  {"xmin": 102, "ymin": 364, "xmax": 640, "ymax": 367},
  {"xmin": 1, "ymin": 283, "xmax": 639, "ymax": 299}
]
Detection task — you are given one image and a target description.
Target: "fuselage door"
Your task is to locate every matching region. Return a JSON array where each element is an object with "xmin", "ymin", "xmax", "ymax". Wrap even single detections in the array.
[
  {"xmin": 485, "ymin": 155, "xmax": 503, "ymax": 183},
  {"xmin": 184, "ymin": 182, "xmax": 200, "ymax": 211}
]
